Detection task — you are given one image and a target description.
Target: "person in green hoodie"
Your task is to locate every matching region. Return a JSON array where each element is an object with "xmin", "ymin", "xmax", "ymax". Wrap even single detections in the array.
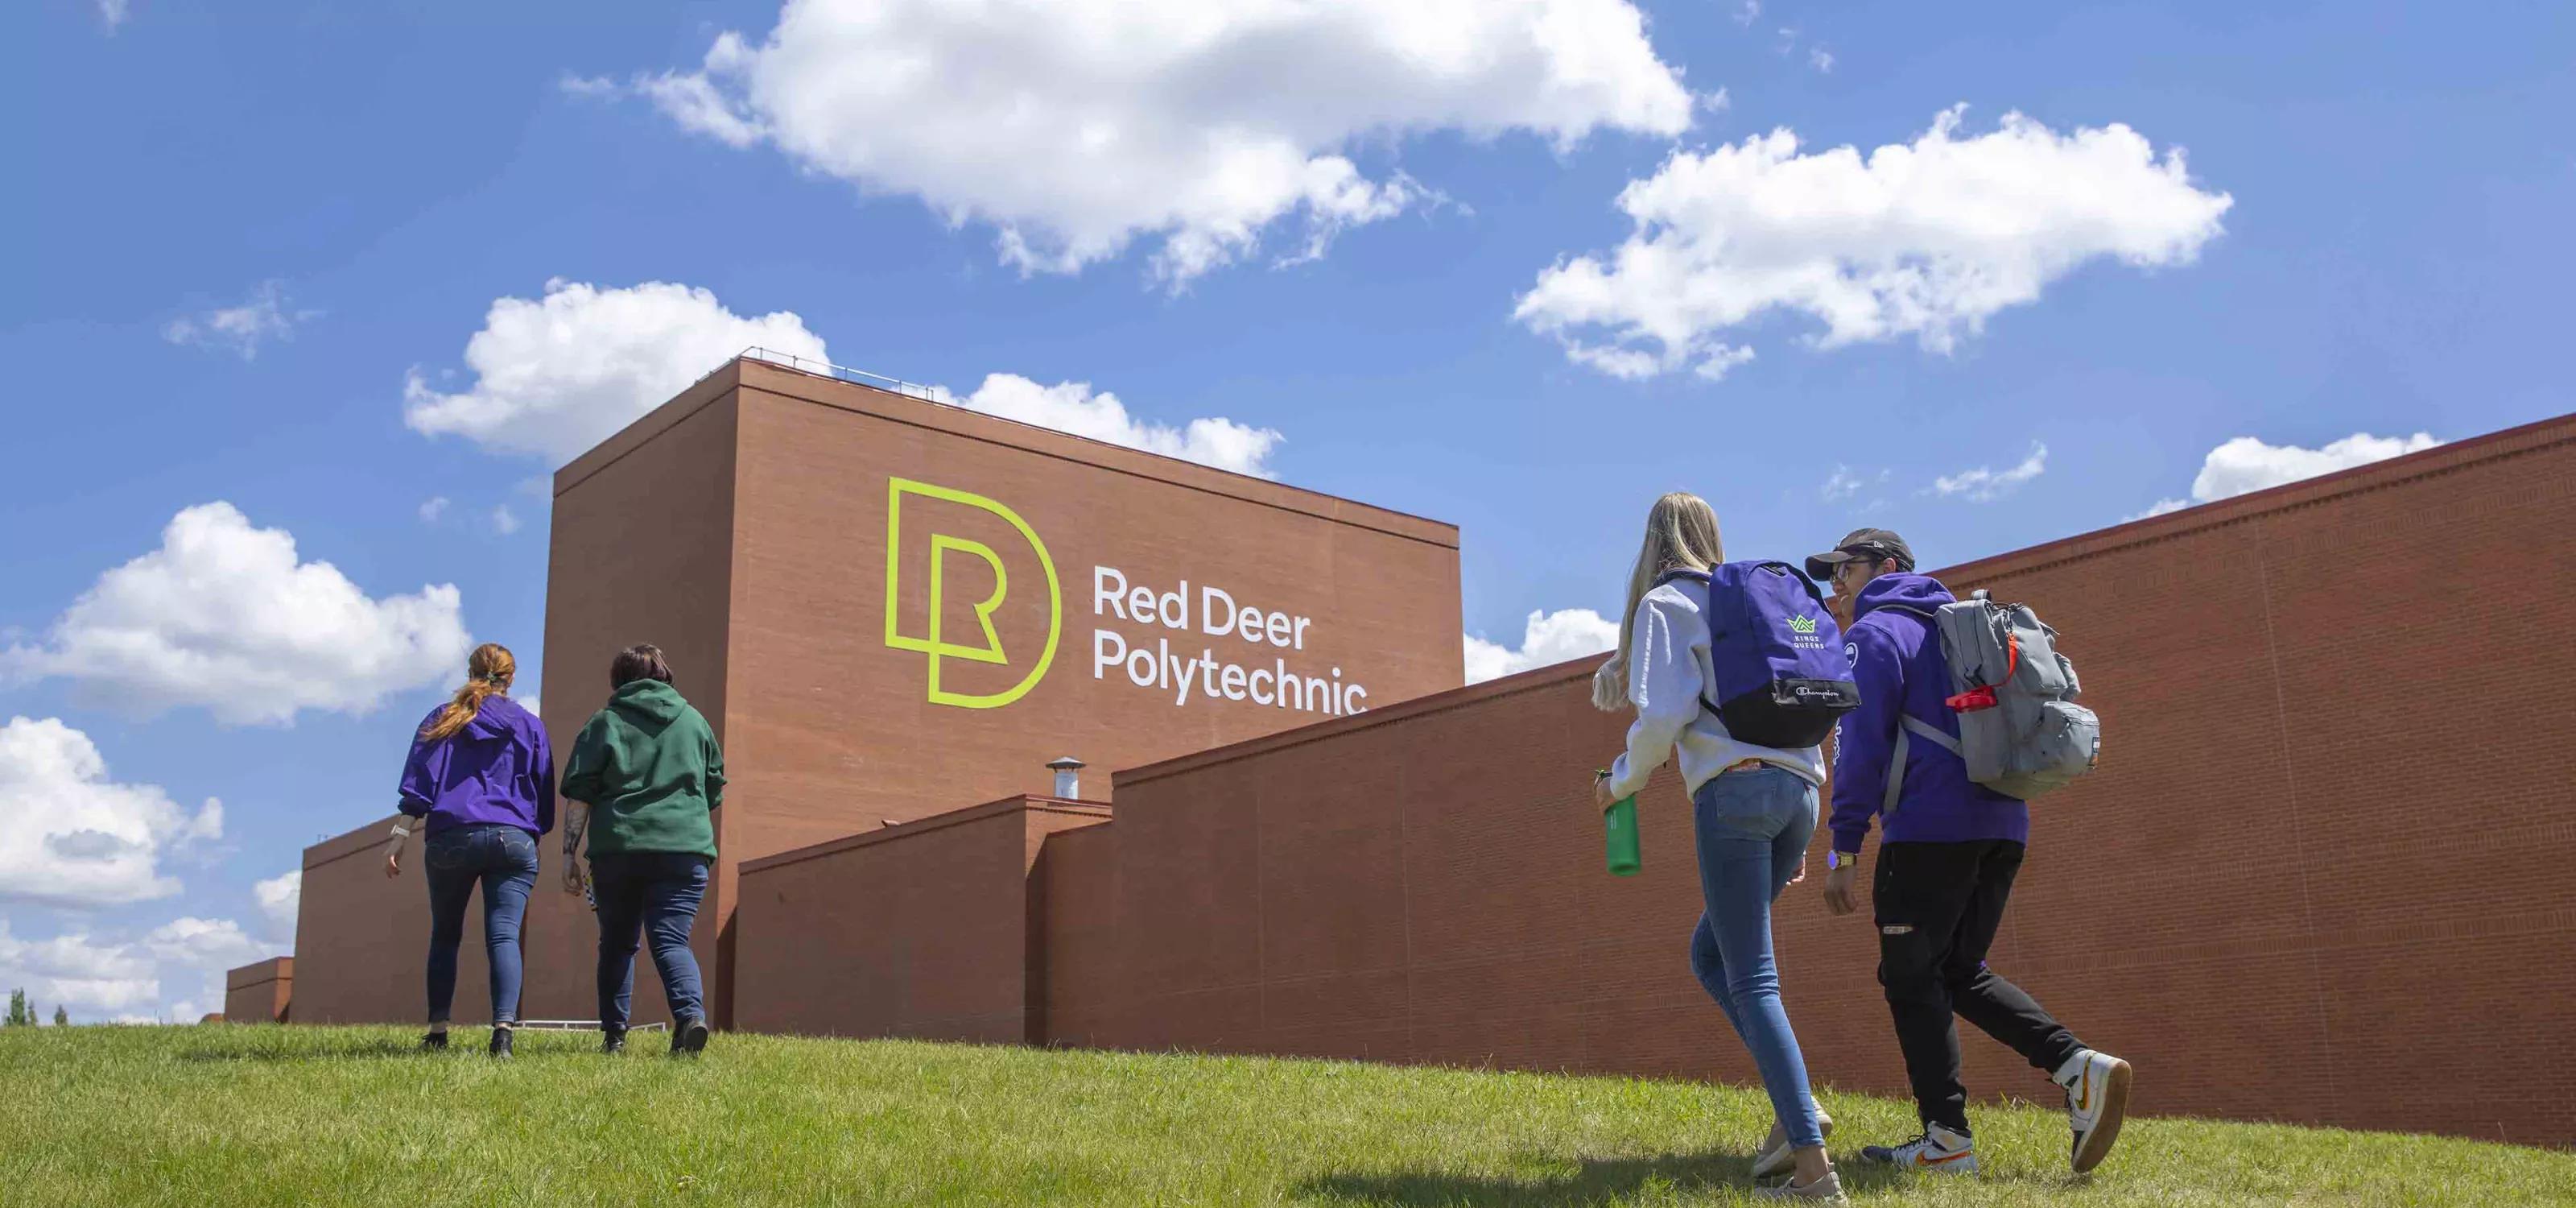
[{"xmin": 559, "ymin": 643, "xmax": 723, "ymax": 1056}]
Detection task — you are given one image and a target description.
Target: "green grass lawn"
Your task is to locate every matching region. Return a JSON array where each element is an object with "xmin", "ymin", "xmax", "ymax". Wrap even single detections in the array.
[{"xmin": 2, "ymin": 1024, "xmax": 2566, "ymax": 1206}]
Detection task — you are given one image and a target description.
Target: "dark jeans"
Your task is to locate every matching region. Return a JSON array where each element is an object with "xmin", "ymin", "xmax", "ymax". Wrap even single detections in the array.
[
  {"xmin": 424, "ymin": 823, "xmax": 539, "ymax": 1026},
  {"xmin": 1874, "ymin": 839, "xmax": 2086, "ymax": 1132},
  {"xmin": 592, "ymin": 850, "xmax": 709, "ymax": 1032}
]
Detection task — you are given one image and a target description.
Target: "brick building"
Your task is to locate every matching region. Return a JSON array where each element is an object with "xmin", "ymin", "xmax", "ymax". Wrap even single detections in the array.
[{"xmin": 265, "ymin": 358, "xmax": 2576, "ymax": 1147}]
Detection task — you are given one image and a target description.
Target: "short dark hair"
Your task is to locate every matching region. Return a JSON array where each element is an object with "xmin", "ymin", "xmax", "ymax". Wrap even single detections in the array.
[{"xmin": 610, "ymin": 643, "xmax": 675, "ymax": 689}]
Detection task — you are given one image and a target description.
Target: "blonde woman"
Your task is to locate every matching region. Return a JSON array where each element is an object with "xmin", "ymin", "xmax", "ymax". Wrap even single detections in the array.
[
  {"xmin": 1592, "ymin": 493, "xmax": 1844, "ymax": 1202},
  {"xmin": 387, "ymin": 643, "xmax": 554, "ymax": 1057}
]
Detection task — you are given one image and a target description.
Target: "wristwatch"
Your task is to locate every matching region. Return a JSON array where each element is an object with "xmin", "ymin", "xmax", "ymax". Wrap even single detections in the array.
[{"xmin": 1827, "ymin": 850, "xmax": 1858, "ymax": 871}]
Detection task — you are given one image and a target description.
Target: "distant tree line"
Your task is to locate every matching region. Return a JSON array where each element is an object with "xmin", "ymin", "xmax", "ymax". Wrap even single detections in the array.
[{"xmin": 3, "ymin": 990, "xmax": 72, "ymax": 1027}]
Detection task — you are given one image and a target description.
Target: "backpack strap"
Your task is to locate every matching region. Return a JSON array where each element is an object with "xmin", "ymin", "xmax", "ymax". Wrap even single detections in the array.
[
  {"xmin": 1901, "ymin": 713, "xmax": 1962, "ymax": 755},
  {"xmin": 1880, "ymin": 708, "xmax": 1963, "ymax": 819},
  {"xmin": 1648, "ymin": 570, "xmax": 1727, "ymax": 716}
]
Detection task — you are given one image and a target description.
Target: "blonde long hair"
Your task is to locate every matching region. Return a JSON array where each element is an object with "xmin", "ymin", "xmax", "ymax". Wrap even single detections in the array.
[
  {"xmin": 1591, "ymin": 493, "xmax": 1725, "ymax": 712},
  {"xmin": 421, "ymin": 643, "xmax": 516, "ymax": 742}
]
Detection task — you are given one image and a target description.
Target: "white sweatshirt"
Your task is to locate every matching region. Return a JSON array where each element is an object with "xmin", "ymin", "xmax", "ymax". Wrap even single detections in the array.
[{"xmin": 1606, "ymin": 579, "xmax": 1827, "ymax": 801}]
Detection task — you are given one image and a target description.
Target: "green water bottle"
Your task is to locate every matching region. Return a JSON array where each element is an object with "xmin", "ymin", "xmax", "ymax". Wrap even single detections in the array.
[{"xmin": 1596, "ymin": 769, "xmax": 1641, "ymax": 877}]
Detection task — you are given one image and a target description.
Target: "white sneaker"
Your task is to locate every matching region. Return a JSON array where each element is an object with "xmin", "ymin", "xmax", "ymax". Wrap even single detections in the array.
[
  {"xmin": 1752, "ymin": 1169, "xmax": 1846, "ymax": 1202},
  {"xmin": 2053, "ymin": 1049, "xmax": 2134, "ymax": 1173},
  {"xmin": 1751, "ymin": 1111, "xmax": 1835, "ymax": 1179},
  {"xmin": 1858, "ymin": 1123, "xmax": 1977, "ymax": 1175}
]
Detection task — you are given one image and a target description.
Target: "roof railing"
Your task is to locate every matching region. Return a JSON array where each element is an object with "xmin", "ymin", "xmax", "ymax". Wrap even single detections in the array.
[{"xmin": 733, "ymin": 345, "xmax": 941, "ymax": 403}]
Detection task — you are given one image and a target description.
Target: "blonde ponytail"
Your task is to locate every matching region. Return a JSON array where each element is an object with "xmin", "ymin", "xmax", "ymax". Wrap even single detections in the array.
[
  {"xmin": 421, "ymin": 643, "xmax": 516, "ymax": 742},
  {"xmin": 1591, "ymin": 493, "xmax": 1725, "ymax": 712}
]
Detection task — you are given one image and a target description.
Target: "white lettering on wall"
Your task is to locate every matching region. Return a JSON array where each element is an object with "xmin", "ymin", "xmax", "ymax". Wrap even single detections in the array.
[{"xmin": 1089, "ymin": 566, "xmax": 1366, "ymax": 716}]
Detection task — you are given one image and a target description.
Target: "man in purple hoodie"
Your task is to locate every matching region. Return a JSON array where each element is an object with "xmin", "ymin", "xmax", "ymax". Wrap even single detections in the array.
[{"xmin": 1808, "ymin": 531, "xmax": 2132, "ymax": 1177}]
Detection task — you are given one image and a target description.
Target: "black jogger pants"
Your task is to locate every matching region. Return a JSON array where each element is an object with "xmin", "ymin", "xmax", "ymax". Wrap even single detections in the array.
[{"xmin": 1873, "ymin": 839, "xmax": 2086, "ymax": 1132}]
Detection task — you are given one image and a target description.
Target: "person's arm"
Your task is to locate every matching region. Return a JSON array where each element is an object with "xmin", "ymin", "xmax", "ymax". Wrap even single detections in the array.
[
  {"xmin": 1824, "ymin": 623, "xmax": 1904, "ymax": 914},
  {"xmin": 390, "ymin": 717, "xmax": 440, "ymax": 878},
  {"xmin": 704, "ymin": 725, "xmax": 725, "ymax": 811},
  {"xmin": 1827, "ymin": 626, "xmax": 1905, "ymax": 855},
  {"xmin": 559, "ymin": 801, "xmax": 590, "ymax": 896},
  {"xmin": 1606, "ymin": 592, "xmax": 1701, "ymax": 802},
  {"xmin": 530, "ymin": 725, "xmax": 557, "ymax": 838},
  {"xmin": 559, "ymin": 716, "xmax": 605, "ymax": 895},
  {"xmin": 560, "ymin": 714, "xmax": 608, "ymax": 807},
  {"xmin": 382, "ymin": 817, "xmax": 411, "ymax": 879},
  {"xmin": 395, "ymin": 718, "xmax": 439, "ymax": 822}
]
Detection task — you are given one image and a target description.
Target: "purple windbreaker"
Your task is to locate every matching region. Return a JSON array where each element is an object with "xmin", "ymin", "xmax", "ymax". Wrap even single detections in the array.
[
  {"xmin": 1828, "ymin": 573, "xmax": 2028, "ymax": 854},
  {"xmin": 397, "ymin": 695, "xmax": 555, "ymax": 836}
]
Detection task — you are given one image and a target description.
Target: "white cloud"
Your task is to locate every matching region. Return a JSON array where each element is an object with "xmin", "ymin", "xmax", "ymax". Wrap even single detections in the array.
[
  {"xmin": 0, "ymin": 920, "xmax": 157, "ymax": 1016},
  {"xmin": 489, "ymin": 505, "xmax": 522, "ymax": 536},
  {"xmin": 163, "ymin": 281, "xmax": 313, "ymax": 361},
  {"xmin": 1464, "ymin": 607, "xmax": 1619, "ymax": 684},
  {"xmin": 0, "ymin": 718, "xmax": 221, "ymax": 908},
  {"xmin": 408, "ymin": 279, "xmax": 1286, "ymax": 475},
  {"xmin": 253, "ymin": 870, "xmax": 301, "ymax": 941},
  {"xmin": 2192, "ymin": 432, "xmax": 2441, "ymax": 501},
  {"xmin": 2132, "ymin": 431, "xmax": 2441, "ymax": 519},
  {"xmin": 2, "ymin": 503, "xmax": 471, "ymax": 726},
  {"xmin": 0, "ymin": 914, "xmax": 285, "ymax": 1024},
  {"xmin": 96, "ymin": 0, "xmax": 130, "ymax": 34},
  {"xmin": 1809, "ymin": 48, "xmax": 1835, "ymax": 73},
  {"xmin": 1734, "ymin": 2, "xmax": 1760, "ymax": 27},
  {"xmin": 626, "ymin": 0, "xmax": 1695, "ymax": 283},
  {"xmin": 146, "ymin": 916, "xmax": 273, "ymax": 972},
  {"xmin": 403, "ymin": 279, "xmax": 828, "ymax": 464},
  {"xmin": 520, "ymin": 696, "xmax": 539, "ymax": 718},
  {"xmin": 1820, "ymin": 465, "xmax": 1863, "ymax": 502},
  {"xmin": 932, "ymin": 375, "xmax": 1282, "ymax": 478},
  {"xmin": 1516, "ymin": 106, "xmax": 2232, "ymax": 379},
  {"xmin": 418, "ymin": 497, "xmax": 450, "ymax": 523},
  {"xmin": 1933, "ymin": 442, "xmax": 2049, "ymax": 502}
]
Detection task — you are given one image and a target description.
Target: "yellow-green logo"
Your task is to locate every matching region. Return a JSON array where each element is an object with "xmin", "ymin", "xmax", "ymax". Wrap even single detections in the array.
[
  {"xmin": 883, "ymin": 478, "xmax": 1060, "ymax": 709},
  {"xmin": 1786, "ymin": 614, "xmax": 1818, "ymax": 635}
]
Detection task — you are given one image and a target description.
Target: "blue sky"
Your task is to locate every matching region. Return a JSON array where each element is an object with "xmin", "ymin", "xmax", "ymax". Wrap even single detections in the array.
[{"xmin": 2, "ymin": 0, "xmax": 2569, "ymax": 1020}]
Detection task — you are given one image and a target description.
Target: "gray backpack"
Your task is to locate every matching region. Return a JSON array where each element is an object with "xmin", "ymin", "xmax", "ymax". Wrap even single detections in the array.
[{"xmin": 1884, "ymin": 590, "xmax": 2101, "ymax": 809}]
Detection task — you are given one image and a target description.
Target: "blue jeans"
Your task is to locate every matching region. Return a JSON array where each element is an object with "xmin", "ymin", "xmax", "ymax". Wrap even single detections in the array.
[
  {"xmin": 424, "ymin": 823, "xmax": 539, "ymax": 1026},
  {"xmin": 1686, "ymin": 765, "xmax": 1826, "ymax": 1151},
  {"xmin": 592, "ymin": 851, "xmax": 710, "ymax": 1032}
]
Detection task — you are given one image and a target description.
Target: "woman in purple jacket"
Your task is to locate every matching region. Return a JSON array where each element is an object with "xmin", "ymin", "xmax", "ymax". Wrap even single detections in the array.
[{"xmin": 385, "ymin": 643, "xmax": 554, "ymax": 1057}]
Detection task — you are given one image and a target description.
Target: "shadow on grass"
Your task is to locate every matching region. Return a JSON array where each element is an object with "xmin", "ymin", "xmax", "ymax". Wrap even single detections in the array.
[
  {"xmin": 1295, "ymin": 1152, "xmax": 1916, "ymax": 1206},
  {"xmin": 180, "ymin": 1033, "xmax": 685, "ymax": 1064},
  {"xmin": 180, "ymin": 1038, "xmax": 423, "ymax": 1063}
]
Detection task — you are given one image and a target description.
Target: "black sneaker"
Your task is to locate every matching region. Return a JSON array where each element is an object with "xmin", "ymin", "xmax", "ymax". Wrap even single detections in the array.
[
  {"xmin": 602, "ymin": 1028, "xmax": 627, "ymax": 1056},
  {"xmin": 489, "ymin": 1026, "xmax": 514, "ymax": 1060},
  {"xmin": 672, "ymin": 1016, "xmax": 710, "ymax": 1056},
  {"xmin": 419, "ymin": 1029, "xmax": 449, "ymax": 1052}
]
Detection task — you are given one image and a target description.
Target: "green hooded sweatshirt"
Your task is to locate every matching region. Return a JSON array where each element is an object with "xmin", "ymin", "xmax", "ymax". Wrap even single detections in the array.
[{"xmin": 562, "ymin": 679, "xmax": 723, "ymax": 859}]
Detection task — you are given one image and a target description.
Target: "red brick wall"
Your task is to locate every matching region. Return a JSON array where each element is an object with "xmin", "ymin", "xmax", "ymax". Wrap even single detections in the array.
[
  {"xmin": 1056, "ymin": 416, "xmax": 2576, "ymax": 1146},
  {"xmin": 222, "ymin": 958, "xmax": 293, "ymax": 1024},
  {"xmin": 1034, "ymin": 819, "xmax": 1121, "ymax": 1046},
  {"xmin": 733, "ymin": 796, "xmax": 1109, "ymax": 1041},
  {"xmin": 289, "ymin": 816, "xmax": 496, "ymax": 1025}
]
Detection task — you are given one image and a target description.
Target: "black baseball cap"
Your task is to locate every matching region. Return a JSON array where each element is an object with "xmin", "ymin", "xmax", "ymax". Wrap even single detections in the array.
[{"xmin": 1806, "ymin": 528, "xmax": 1915, "ymax": 581}]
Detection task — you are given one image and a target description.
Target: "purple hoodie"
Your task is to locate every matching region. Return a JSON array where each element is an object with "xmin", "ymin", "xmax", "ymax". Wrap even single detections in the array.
[
  {"xmin": 398, "ymin": 695, "xmax": 555, "ymax": 836},
  {"xmin": 1828, "ymin": 573, "xmax": 2027, "ymax": 854}
]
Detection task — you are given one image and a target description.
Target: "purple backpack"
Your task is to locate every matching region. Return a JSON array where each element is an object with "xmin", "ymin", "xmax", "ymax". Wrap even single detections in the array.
[{"xmin": 1658, "ymin": 561, "xmax": 1859, "ymax": 748}]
